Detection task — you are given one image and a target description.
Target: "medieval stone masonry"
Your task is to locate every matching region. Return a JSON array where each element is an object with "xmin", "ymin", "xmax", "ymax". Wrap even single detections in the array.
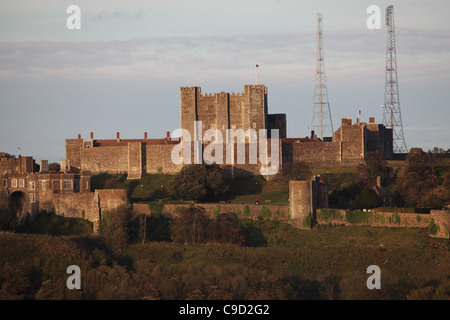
[
  {"xmin": 0, "ymin": 156, "xmax": 127, "ymax": 231},
  {"xmin": 2, "ymin": 85, "xmax": 449, "ymax": 238},
  {"xmin": 64, "ymin": 84, "xmax": 393, "ymax": 178}
]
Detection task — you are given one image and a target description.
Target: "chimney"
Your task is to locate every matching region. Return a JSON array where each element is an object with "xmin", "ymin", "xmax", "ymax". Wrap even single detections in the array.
[
  {"xmin": 144, "ymin": 132, "xmax": 148, "ymax": 140},
  {"xmin": 376, "ymin": 176, "xmax": 382, "ymax": 187},
  {"xmin": 166, "ymin": 131, "xmax": 170, "ymax": 138},
  {"xmin": 356, "ymin": 117, "xmax": 360, "ymax": 124},
  {"xmin": 117, "ymin": 132, "xmax": 120, "ymax": 143},
  {"xmin": 90, "ymin": 132, "xmax": 94, "ymax": 141},
  {"xmin": 40, "ymin": 159, "xmax": 49, "ymax": 173},
  {"xmin": 369, "ymin": 116, "xmax": 375, "ymax": 124},
  {"xmin": 311, "ymin": 130, "xmax": 315, "ymax": 138},
  {"xmin": 78, "ymin": 133, "xmax": 81, "ymax": 139},
  {"xmin": 341, "ymin": 117, "xmax": 352, "ymax": 126}
]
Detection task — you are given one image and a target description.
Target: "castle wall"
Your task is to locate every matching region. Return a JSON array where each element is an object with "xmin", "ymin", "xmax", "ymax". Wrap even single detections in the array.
[
  {"xmin": 229, "ymin": 94, "xmax": 245, "ymax": 132},
  {"xmin": 146, "ymin": 144, "xmax": 183, "ymax": 174},
  {"xmin": 80, "ymin": 146, "xmax": 128, "ymax": 174},
  {"xmin": 64, "ymin": 86, "xmax": 393, "ymax": 178},
  {"xmin": 0, "ymin": 157, "xmax": 34, "ymax": 174},
  {"xmin": 95, "ymin": 189, "xmax": 128, "ymax": 212},
  {"xmin": 127, "ymin": 142, "xmax": 143, "ymax": 179},
  {"xmin": 339, "ymin": 125, "xmax": 365, "ymax": 165},
  {"xmin": 180, "ymin": 87, "xmax": 199, "ymax": 141},
  {"xmin": 365, "ymin": 123, "xmax": 382, "ymax": 153},
  {"xmin": 199, "ymin": 139, "xmax": 280, "ymax": 178},
  {"xmin": 180, "ymin": 85, "xmax": 268, "ymax": 143},
  {"xmin": 316, "ymin": 209, "xmax": 428, "ymax": 227},
  {"xmin": 0, "ymin": 158, "xmax": 19, "ymax": 174},
  {"xmin": 289, "ymin": 180, "xmax": 314, "ymax": 229},
  {"xmin": 365, "ymin": 122, "xmax": 393, "ymax": 160},
  {"xmin": 160, "ymin": 203, "xmax": 289, "ymax": 221},
  {"xmin": 430, "ymin": 210, "xmax": 450, "ymax": 239},
  {"xmin": 215, "ymin": 92, "xmax": 229, "ymax": 137},
  {"xmin": 51, "ymin": 189, "xmax": 128, "ymax": 232},
  {"xmin": 51, "ymin": 192, "xmax": 98, "ymax": 221},
  {"xmin": 65, "ymin": 139, "xmax": 84, "ymax": 169},
  {"xmin": 268, "ymin": 114, "xmax": 287, "ymax": 139},
  {"xmin": 244, "ymin": 85, "xmax": 267, "ymax": 133},
  {"xmin": 289, "ymin": 141, "xmax": 341, "ymax": 168},
  {"xmin": 197, "ymin": 93, "xmax": 218, "ymax": 132}
]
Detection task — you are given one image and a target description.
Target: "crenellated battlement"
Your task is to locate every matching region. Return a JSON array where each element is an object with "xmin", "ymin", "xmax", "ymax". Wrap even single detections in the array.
[{"xmin": 180, "ymin": 86, "xmax": 199, "ymax": 91}]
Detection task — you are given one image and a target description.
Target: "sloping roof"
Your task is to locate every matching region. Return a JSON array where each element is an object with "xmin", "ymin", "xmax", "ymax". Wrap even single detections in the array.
[
  {"xmin": 93, "ymin": 138, "xmax": 179, "ymax": 147},
  {"xmin": 281, "ymin": 137, "xmax": 322, "ymax": 143}
]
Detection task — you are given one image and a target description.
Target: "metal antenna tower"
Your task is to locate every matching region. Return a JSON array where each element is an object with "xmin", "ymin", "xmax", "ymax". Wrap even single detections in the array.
[
  {"xmin": 309, "ymin": 13, "xmax": 334, "ymax": 140},
  {"xmin": 383, "ymin": 5, "xmax": 407, "ymax": 153}
]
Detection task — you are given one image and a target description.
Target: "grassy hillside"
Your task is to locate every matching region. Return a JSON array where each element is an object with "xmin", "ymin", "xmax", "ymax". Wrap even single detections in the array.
[
  {"xmin": 1, "ymin": 220, "xmax": 449, "ymax": 300},
  {"xmin": 91, "ymin": 173, "xmax": 291, "ymax": 205},
  {"xmin": 15, "ymin": 211, "xmax": 93, "ymax": 236},
  {"xmin": 221, "ymin": 175, "xmax": 289, "ymax": 205}
]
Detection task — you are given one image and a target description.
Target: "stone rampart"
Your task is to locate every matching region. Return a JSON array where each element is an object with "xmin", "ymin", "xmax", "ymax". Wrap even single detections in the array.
[
  {"xmin": 146, "ymin": 144, "xmax": 183, "ymax": 175},
  {"xmin": 51, "ymin": 189, "xmax": 128, "ymax": 232},
  {"xmin": 156, "ymin": 203, "xmax": 289, "ymax": 221},
  {"xmin": 80, "ymin": 146, "xmax": 128, "ymax": 174},
  {"xmin": 316, "ymin": 209, "xmax": 431, "ymax": 228},
  {"xmin": 51, "ymin": 192, "xmax": 98, "ymax": 221},
  {"xmin": 290, "ymin": 142, "xmax": 341, "ymax": 168},
  {"xmin": 315, "ymin": 209, "xmax": 449, "ymax": 238},
  {"xmin": 429, "ymin": 210, "xmax": 450, "ymax": 238}
]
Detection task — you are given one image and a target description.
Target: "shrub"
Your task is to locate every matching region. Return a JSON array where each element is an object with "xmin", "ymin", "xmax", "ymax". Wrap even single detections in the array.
[
  {"xmin": 147, "ymin": 202, "xmax": 164, "ymax": 215},
  {"xmin": 243, "ymin": 205, "xmax": 250, "ymax": 218},
  {"xmin": 302, "ymin": 214, "xmax": 312, "ymax": 228},
  {"xmin": 388, "ymin": 213, "xmax": 401, "ymax": 225},
  {"xmin": 169, "ymin": 164, "xmax": 228, "ymax": 201},
  {"xmin": 345, "ymin": 210, "xmax": 372, "ymax": 224},
  {"xmin": 98, "ymin": 205, "xmax": 133, "ymax": 252},
  {"xmin": 212, "ymin": 205, "xmax": 221, "ymax": 218},
  {"xmin": 317, "ymin": 209, "xmax": 345, "ymax": 222},
  {"xmin": 350, "ymin": 189, "xmax": 382, "ymax": 210},
  {"xmin": 261, "ymin": 206, "xmax": 272, "ymax": 219},
  {"xmin": 427, "ymin": 218, "xmax": 438, "ymax": 235}
]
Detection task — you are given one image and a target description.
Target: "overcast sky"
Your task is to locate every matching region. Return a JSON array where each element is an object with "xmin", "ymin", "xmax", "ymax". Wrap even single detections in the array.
[{"xmin": 1, "ymin": 0, "xmax": 449, "ymax": 162}]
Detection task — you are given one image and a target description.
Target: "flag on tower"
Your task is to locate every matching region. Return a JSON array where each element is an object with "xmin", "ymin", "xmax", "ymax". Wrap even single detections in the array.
[{"xmin": 256, "ymin": 64, "xmax": 259, "ymax": 67}]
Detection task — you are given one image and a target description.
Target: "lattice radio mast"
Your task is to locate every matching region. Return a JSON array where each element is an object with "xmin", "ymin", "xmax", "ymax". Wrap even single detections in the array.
[
  {"xmin": 309, "ymin": 13, "xmax": 334, "ymax": 140},
  {"xmin": 383, "ymin": 5, "xmax": 407, "ymax": 153}
]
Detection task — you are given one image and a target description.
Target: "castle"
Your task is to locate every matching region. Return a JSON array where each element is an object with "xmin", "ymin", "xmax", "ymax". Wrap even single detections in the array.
[
  {"xmin": 64, "ymin": 84, "xmax": 393, "ymax": 179},
  {"xmin": 0, "ymin": 157, "xmax": 127, "ymax": 231},
  {"xmin": 1, "ymin": 84, "xmax": 449, "ymax": 238}
]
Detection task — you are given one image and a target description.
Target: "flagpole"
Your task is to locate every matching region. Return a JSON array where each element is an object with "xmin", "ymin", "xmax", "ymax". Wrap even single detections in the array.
[{"xmin": 255, "ymin": 64, "xmax": 258, "ymax": 85}]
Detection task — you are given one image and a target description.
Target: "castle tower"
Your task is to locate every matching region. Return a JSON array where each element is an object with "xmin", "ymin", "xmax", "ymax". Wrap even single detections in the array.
[
  {"xmin": 382, "ymin": 5, "xmax": 407, "ymax": 154},
  {"xmin": 180, "ymin": 86, "xmax": 200, "ymax": 141},
  {"xmin": 179, "ymin": 85, "xmax": 269, "ymax": 141},
  {"xmin": 243, "ymin": 85, "xmax": 268, "ymax": 135},
  {"xmin": 309, "ymin": 13, "xmax": 334, "ymax": 140}
]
